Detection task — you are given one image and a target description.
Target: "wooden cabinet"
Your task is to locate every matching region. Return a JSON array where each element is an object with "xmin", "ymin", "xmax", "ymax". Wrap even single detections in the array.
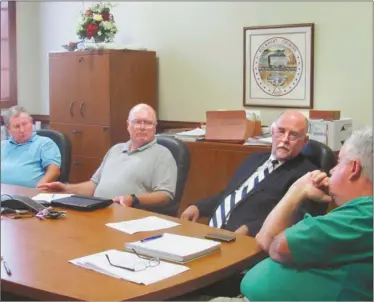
[{"xmin": 49, "ymin": 50, "xmax": 157, "ymax": 182}]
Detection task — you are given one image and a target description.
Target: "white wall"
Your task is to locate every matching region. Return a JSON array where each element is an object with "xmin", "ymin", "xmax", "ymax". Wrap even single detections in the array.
[
  {"xmin": 16, "ymin": 2, "xmax": 42, "ymax": 113},
  {"xmin": 17, "ymin": 2, "xmax": 373, "ymax": 128}
]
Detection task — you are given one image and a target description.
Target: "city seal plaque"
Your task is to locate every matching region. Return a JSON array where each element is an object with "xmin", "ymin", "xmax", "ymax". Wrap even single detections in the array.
[{"xmin": 253, "ymin": 37, "xmax": 303, "ymax": 97}]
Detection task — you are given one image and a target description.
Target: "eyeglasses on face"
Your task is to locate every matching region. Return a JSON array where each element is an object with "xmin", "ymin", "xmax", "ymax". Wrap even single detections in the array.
[
  {"xmin": 105, "ymin": 249, "xmax": 160, "ymax": 272},
  {"xmin": 129, "ymin": 119, "xmax": 155, "ymax": 129},
  {"xmin": 273, "ymin": 127, "xmax": 304, "ymax": 142}
]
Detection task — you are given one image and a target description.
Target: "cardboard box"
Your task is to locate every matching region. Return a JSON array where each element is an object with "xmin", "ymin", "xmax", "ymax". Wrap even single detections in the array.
[
  {"xmin": 308, "ymin": 118, "xmax": 353, "ymax": 151},
  {"xmin": 205, "ymin": 110, "xmax": 262, "ymax": 143}
]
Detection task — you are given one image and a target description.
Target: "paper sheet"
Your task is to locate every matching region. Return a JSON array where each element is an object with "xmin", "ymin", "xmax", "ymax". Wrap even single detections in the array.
[
  {"xmin": 106, "ymin": 216, "xmax": 180, "ymax": 234},
  {"xmin": 32, "ymin": 193, "xmax": 73, "ymax": 203},
  {"xmin": 69, "ymin": 249, "xmax": 189, "ymax": 285}
]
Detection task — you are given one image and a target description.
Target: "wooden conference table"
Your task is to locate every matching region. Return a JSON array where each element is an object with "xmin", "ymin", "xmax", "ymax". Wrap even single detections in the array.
[{"xmin": 1, "ymin": 184, "xmax": 262, "ymax": 301}]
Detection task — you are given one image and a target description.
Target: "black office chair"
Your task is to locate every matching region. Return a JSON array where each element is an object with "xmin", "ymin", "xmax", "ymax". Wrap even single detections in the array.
[
  {"xmin": 151, "ymin": 135, "xmax": 191, "ymax": 217},
  {"xmin": 37, "ymin": 129, "xmax": 72, "ymax": 183},
  {"xmin": 301, "ymin": 139, "xmax": 337, "ymax": 173},
  {"xmin": 300, "ymin": 139, "xmax": 337, "ymax": 216}
]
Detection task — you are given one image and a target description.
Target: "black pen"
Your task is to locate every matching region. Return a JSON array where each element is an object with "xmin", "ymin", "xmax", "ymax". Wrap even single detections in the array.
[{"xmin": 3, "ymin": 260, "xmax": 12, "ymax": 276}]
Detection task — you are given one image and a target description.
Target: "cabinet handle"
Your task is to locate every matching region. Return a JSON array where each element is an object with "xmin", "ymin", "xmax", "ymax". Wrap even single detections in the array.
[
  {"xmin": 72, "ymin": 130, "xmax": 82, "ymax": 134},
  {"xmin": 78, "ymin": 57, "xmax": 84, "ymax": 63},
  {"xmin": 69, "ymin": 101, "xmax": 75, "ymax": 117},
  {"xmin": 79, "ymin": 101, "xmax": 85, "ymax": 117},
  {"xmin": 73, "ymin": 162, "xmax": 82, "ymax": 166},
  {"xmin": 102, "ymin": 126, "xmax": 109, "ymax": 131}
]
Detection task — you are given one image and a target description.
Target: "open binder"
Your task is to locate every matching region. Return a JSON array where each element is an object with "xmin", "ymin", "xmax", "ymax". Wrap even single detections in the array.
[{"xmin": 125, "ymin": 233, "xmax": 221, "ymax": 263}]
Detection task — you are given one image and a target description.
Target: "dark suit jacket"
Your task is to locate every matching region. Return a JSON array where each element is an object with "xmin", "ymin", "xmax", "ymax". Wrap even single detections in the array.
[{"xmin": 196, "ymin": 152, "xmax": 327, "ymax": 237}]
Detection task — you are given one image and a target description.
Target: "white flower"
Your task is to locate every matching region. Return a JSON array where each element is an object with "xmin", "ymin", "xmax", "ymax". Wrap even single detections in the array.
[{"xmin": 102, "ymin": 21, "xmax": 113, "ymax": 30}]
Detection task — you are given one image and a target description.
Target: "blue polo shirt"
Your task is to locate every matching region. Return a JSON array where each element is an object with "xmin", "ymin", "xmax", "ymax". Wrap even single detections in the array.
[{"xmin": 1, "ymin": 133, "xmax": 61, "ymax": 187}]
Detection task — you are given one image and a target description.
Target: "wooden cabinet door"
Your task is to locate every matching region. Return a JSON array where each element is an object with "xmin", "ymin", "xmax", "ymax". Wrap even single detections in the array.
[
  {"xmin": 69, "ymin": 156, "xmax": 102, "ymax": 183},
  {"xmin": 77, "ymin": 54, "xmax": 110, "ymax": 125},
  {"xmin": 50, "ymin": 122, "xmax": 111, "ymax": 158},
  {"xmin": 49, "ymin": 56, "xmax": 79, "ymax": 123}
]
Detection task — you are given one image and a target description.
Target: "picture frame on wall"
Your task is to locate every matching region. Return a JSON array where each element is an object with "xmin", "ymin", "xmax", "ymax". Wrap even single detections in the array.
[{"xmin": 243, "ymin": 23, "xmax": 314, "ymax": 109}]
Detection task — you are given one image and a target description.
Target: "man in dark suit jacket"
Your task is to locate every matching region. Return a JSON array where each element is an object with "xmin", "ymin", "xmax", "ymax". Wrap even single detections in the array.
[{"xmin": 181, "ymin": 110, "xmax": 326, "ymax": 237}]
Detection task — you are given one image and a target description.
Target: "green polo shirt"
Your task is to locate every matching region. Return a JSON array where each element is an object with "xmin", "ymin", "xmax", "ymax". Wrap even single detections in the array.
[{"xmin": 241, "ymin": 196, "xmax": 373, "ymax": 301}]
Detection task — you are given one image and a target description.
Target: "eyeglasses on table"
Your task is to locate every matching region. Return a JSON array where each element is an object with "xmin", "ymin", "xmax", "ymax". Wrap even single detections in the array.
[{"xmin": 105, "ymin": 249, "xmax": 160, "ymax": 272}]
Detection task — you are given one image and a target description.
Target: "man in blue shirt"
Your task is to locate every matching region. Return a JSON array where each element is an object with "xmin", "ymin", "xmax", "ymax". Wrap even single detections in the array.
[{"xmin": 1, "ymin": 106, "xmax": 61, "ymax": 188}]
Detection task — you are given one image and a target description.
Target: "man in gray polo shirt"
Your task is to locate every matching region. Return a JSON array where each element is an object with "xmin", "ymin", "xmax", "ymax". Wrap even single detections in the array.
[{"xmin": 38, "ymin": 104, "xmax": 177, "ymax": 215}]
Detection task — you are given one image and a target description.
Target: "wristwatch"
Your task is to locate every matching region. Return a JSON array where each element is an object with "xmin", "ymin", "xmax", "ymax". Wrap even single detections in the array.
[{"xmin": 130, "ymin": 194, "xmax": 140, "ymax": 207}]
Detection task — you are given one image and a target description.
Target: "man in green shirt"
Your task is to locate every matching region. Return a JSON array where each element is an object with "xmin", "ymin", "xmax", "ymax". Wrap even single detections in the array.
[{"xmin": 239, "ymin": 126, "xmax": 373, "ymax": 301}]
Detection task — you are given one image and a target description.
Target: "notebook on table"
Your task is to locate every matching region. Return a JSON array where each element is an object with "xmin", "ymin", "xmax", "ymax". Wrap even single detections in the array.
[{"xmin": 125, "ymin": 233, "xmax": 221, "ymax": 263}]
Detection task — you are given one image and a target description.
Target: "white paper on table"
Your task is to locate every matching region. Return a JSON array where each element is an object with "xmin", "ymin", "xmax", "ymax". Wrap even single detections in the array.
[
  {"xmin": 69, "ymin": 249, "xmax": 189, "ymax": 285},
  {"xmin": 32, "ymin": 193, "xmax": 73, "ymax": 203},
  {"xmin": 106, "ymin": 216, "xmax": 180, "ymax": 234}
]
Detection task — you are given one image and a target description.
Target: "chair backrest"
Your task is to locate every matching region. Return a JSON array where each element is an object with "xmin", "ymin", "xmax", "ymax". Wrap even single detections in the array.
[
  {"xmin": 37, "ymin": 129, "xmax": 72, "ymax": 183},
  {"xmin": 301, "ymin": 139, "xmax": 337, "ymax": 173},
  {"xmin": 155, "ymin": 135, "xmax": 191, "ymax": 217},
  {"xmin": 299, "ymin": 139, "xmax": 337, "ymax": 216}
]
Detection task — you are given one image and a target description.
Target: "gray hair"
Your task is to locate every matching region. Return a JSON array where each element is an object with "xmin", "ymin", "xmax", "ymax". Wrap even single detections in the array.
[
  {"xmin": 128, "ymin": 103, "xmax": 157, "ymax": 122},
  {"xmin": 2, "ymin": 105, "xmax": 32, "ymax": 127},
  {"xmin": 343, "ymin": 126, "xmax": 373, "ymax": 183}
]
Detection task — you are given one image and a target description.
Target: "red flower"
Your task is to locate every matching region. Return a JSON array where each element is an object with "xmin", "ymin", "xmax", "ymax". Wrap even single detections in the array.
[
  {"xmin": 86, "ymin": 23, "xmax": 98, "ymax": 38},
  {"xmin": 86, "ymin": 9, "xmax": 93, "ymax": 15},
  {"xmin": 102, "ymin": 12, "xmax": 110, "ymax": 21}
]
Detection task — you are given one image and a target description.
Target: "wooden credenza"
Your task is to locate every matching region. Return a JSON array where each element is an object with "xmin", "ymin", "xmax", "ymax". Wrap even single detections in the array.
[
  {"xmin": 178, "ymin": 141, "xmax": 271, "ymax": 216},
  {"xmin": 49, "ymin": 49, "xmax": 157, "ymax": 183}
]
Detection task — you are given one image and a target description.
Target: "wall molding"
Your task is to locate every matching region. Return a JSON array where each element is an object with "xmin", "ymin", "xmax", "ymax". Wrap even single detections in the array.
[
  {"xmin": 1, "ymin": 114, "xmax": 200, "ymax": 132},
  {"xmin": 31, "ymin": 114, "xmax": 50, "ymax": 123}
]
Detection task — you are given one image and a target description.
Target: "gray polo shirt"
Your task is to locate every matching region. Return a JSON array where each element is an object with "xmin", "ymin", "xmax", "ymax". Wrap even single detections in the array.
[{"xmin": 91, "ymin": 139, "xmax": 177, "ymax": 200}]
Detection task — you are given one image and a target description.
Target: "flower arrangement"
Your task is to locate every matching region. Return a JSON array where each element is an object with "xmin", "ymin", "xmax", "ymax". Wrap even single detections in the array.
[{"xmin": 76, "ymin": 2, "xmax": 118, "ymax": 43}]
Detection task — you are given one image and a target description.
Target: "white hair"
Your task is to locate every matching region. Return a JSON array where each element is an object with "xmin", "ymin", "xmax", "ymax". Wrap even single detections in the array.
[
  {"xmin": 343, "ymin": 126, "xmax": 373, "ymax": 183},
  {"xmin": 128, "ymin": 103, "xmax": 157, "ymax": 122},
  {"xmin": 2, "ymin": 105, "xmax": 32, "ymax": 126}
]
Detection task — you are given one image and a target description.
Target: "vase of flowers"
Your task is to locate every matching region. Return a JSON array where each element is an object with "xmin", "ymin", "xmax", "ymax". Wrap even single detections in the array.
[{"xmin": 76, "ymin": 2, "xmax": 118, "ymax": 47}]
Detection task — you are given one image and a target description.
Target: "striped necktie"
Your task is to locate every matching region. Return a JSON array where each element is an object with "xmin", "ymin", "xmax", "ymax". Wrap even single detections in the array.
[{"xmin": 209, "ymin": 159, "xmax": 279, "ymax": 229}]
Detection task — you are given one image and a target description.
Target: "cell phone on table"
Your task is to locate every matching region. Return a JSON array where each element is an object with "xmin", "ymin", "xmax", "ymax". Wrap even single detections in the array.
[{"xmin": 204, "ymin": 232, "xmax": 236, "ymax": 242}]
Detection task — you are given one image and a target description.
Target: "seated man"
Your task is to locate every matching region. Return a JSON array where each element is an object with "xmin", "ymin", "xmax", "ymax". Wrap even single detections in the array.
[
  {"xmin": 38, "ymin": 104, "xmax": 178, "ymax": 215},
  {"xmin": 181, "ymin": 110, "xmax": 326, "ymax": 237},
  {"xmin": 1, "ymin": 105, "xmax": 61, "ymax": 188},
  {"xmin": 240, "ymin": 127, "xmax": 373, "ymax": 301}
]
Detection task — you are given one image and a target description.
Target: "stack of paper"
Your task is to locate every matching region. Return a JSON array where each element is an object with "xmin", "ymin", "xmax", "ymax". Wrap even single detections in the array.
[
  {"xmin": 175, "ymin": 128, "xmax": 205, "ymax": 142},
  {"xmin": 125, "ymin": 233, "xmax": 221, "ymax": 263},
  {"xmin": 69, "ymin": 249, "xmax": 189, "ymax": 285},
  {"xmin": 106, "ymin": 216, "xmax": 180, "ymax": 234}
]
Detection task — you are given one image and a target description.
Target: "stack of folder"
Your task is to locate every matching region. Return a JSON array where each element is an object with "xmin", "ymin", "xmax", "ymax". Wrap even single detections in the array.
[{"xmin": 125, "ymin": 233, "xmax": 221, "ymax": 263}]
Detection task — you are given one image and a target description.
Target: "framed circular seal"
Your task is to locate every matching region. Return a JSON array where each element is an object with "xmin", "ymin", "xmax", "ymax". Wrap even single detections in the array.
[
  {"xmin": 253, "ymin": 37, "xmax": 303, "ymax": 97},
  {"xmin": 243, "ymin": 23, "xmax": 314, "ymax": 109}
]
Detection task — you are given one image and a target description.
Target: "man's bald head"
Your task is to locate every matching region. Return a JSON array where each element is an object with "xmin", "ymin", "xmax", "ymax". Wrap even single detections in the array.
[
  {"xmin": 274, "ymin": 110, "xmax": 309, "ymax": 135},
  {"xmin": 128, "ymin": 103, "xmax": 157, "ymax": 123}
]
